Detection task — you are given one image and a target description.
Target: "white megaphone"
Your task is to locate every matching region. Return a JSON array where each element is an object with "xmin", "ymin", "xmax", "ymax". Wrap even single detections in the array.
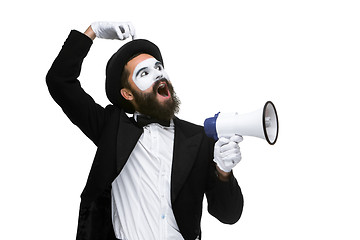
[{"xmin": 204, "ymin": 101, "xmax": 279, "ymax": 145}]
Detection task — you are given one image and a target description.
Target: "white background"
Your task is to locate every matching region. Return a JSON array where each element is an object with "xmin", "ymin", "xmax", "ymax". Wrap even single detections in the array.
[{"xmin": 1, "ymin": 0, "xmax": 359, "ymax": 239}]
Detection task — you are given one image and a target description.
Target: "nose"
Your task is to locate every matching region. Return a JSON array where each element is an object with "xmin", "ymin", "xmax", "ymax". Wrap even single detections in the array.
[{"xmin": 155, "ymin": 71, "xmax": 163, "ymax": 80}]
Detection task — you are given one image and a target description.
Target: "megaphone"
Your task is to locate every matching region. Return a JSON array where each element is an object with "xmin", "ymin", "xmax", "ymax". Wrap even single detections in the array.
[{"xmin": 204, "ymin": 101, "xmax": 279, "ymax": 145}]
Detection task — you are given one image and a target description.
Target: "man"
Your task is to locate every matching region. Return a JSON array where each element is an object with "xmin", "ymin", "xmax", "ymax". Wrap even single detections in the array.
[{"xmin": 46, "ymin": 21, "xmax": 244, "ymax": 240}]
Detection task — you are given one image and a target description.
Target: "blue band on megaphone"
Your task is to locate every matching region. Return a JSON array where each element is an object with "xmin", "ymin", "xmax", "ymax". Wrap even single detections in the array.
[{"xmin": 204, "ymin": 112, "xmax": 220, "ymax": 140}]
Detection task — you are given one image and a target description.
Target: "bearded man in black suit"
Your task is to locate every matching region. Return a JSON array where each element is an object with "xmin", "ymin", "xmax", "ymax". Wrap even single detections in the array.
[{"xmin": 46, "ymin": 21, "xmax": 244, "ymax": 240}]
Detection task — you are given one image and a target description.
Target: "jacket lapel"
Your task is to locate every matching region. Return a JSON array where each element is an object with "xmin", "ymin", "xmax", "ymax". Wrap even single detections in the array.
[
  {"xmin": 171, "ymin": 118, "xmax": 204, "ymax": 203},
  {"xmin": 116, "ymin": 111, "xmax": 143, "ymax": 173}
]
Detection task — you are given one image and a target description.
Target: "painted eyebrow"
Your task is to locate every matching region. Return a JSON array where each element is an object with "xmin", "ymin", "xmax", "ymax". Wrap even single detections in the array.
[{"xmin": 154, "ymin": 61, "xmax": 163, "ymax": 67}]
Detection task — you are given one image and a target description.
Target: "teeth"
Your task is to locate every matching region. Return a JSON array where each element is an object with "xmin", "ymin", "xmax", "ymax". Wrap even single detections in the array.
[{"xmin": 157, "ymin": 82, "xmax": 168, "ymax": 97}]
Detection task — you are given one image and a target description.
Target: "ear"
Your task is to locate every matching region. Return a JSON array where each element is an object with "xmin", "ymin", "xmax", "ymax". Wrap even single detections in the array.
[{"xmin": 120, "ymin": 88, "xmax": 134, "ymax": 101}]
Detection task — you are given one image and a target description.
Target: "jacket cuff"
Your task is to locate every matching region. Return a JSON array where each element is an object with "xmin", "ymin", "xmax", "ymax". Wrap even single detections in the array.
[{"xmin": 215, "ymin": 171, "xmax": 238, "ymax": 194}]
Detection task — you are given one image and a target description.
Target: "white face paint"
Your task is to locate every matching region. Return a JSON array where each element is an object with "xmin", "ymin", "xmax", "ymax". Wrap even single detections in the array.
[{"xmin": 132, "ymin": 58, "xmax": 169, "ymax": 91}]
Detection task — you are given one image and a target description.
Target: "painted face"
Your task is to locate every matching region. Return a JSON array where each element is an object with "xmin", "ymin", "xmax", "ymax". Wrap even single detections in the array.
[{"xmin": 132, "ymin": 58, "xmax": 169, "ymax": 91}]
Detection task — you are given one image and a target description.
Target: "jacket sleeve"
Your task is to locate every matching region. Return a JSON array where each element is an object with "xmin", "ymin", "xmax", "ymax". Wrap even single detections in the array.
[
  {"xmin": 206, "ymin": 171, "xmax": 244, "ymax": 224},
  {"xmin": 205, "ymin": 137, "xmax": 244, "ymax": 224},
  {"xmin": 46, "ymin": 30, "xmax": 106, "ymax": 145}
]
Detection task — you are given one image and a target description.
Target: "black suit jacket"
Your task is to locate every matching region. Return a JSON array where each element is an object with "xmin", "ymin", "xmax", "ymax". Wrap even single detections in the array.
[{"xmin": 46, "ymin": 30, "xmax": 243, "ymax": 240}]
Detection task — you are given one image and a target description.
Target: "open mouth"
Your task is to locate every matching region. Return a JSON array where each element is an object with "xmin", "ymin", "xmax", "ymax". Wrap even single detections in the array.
[{"xmin": 157, "ymin": 82, "xmax": 170, "ymax": 98}]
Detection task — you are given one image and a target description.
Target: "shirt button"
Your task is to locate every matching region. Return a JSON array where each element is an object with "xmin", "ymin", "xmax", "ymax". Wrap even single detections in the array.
[{"xmin": 161, "ymin": 214, "xmax": 165, "ymax": 219}]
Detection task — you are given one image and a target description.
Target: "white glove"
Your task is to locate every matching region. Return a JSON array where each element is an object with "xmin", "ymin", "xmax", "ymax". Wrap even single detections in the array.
[
  {"xmin": 91, "ymin": 21, "xmax": 136, "ymax": 40},
  {"xmin": 213, "ymin": 135, "xmax": 243, "ymax": 173}
]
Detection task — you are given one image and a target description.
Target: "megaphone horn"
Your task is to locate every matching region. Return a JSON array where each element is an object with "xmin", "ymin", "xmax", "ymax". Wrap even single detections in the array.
[{"xmin": 204, "ymin": 101, "xmax": 279, "ymax": 145}]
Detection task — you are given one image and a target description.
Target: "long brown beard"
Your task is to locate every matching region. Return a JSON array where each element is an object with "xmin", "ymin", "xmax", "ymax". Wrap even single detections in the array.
[{"xmin": 131, "ymin": 79, "xmax": 181, "ymax": 121}]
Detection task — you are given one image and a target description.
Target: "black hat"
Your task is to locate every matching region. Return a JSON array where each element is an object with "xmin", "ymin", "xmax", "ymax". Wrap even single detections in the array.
[{"xmin": 105, "ymin": 39, "xmax": 163, "ymax": 113}]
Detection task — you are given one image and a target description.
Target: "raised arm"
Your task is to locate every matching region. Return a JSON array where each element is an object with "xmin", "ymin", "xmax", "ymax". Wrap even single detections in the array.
[
  {"xmin": 46, "ymin": 29, "xmax": 105, "ymax": 145},
  {"xmin": 46, "ymin": 22, "xmax": 136, "ymax": 145}
]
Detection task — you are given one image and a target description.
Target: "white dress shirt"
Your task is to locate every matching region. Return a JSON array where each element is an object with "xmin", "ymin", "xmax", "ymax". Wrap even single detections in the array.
[{"xmin": 111, "ymin": 113, "xmax": 184, "ymax": 240}]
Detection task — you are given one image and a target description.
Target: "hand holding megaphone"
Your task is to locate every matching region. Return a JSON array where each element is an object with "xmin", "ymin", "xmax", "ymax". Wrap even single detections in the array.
[{"xmin": 214, "ymin": 135, "xmax": 243, "ymax": 173}]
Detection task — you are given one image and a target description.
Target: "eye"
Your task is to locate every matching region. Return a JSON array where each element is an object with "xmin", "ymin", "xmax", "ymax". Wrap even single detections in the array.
[
  {"xmin": 155, "ymin": 64, "xmax": 163, "ymax": 71},
  {"xmin": 140, "ymin": 71, "xmax": 148, "ymax": 77}
]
